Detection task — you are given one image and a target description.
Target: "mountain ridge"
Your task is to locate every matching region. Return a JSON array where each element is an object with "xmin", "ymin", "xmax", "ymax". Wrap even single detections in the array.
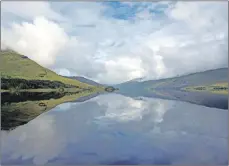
[
  {"xmin": 66, "ymin": 76, "xmax": 102, "ymax": 86},
  {"xmin": 119, "ymin": 67, "xmax": 228, "ymax": 85}
]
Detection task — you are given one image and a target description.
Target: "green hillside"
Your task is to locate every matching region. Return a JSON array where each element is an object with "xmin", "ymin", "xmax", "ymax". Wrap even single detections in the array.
[{"xmin": 0, "ymin": 50, "xmax": 93, "ymax": 90}]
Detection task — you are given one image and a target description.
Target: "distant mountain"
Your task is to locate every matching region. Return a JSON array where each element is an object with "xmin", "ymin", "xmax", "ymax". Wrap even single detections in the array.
[
  {"xmin": 142, "ymin": 68, "xmax": 228, "ymax": 89},
  {"xmin": 117, "ymin": 68, "xmax": 228, "ymax": 89},
  {"xmin": 67, "ymin": 76, "xmax": 102, "ymax": 86},
  {"xmin": 125, "ymin": 77, "xmax": 146, "ymax": 83},
  {"xmin": 115, "ymin": 68, "xmax": 228, "ymax": 96},
  {"xmin": 114, "ymin": 68, "xmax": 228, "ymax": 109}
]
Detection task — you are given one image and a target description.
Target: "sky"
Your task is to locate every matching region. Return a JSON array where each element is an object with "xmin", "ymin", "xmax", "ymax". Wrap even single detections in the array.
[{"xmin": 1, "ymin": 1, "xmax": 228, "ymax": 84}]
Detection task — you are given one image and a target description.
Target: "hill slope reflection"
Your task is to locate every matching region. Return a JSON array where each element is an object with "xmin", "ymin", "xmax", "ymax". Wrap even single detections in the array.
[{"xmin": 1, "ymin": 94, "xmax": 228, "ymax": 165}]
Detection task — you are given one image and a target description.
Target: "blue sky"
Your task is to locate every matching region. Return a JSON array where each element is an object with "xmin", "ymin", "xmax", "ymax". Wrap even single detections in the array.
[
  {"xmin": 102, "ymin": 1, "xmax": 171, "ymax": 21},
  {"xmin": 103, "ymin": 2, "xmax": 151, "ymax": 20},
  {"xmin": 1, "ymin": 1, "xmax": 228, "ymax": 84}
]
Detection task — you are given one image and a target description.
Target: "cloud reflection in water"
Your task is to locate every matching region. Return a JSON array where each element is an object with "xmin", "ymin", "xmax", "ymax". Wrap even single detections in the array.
[{"xmin": 1, "ymin": 94, "xmax": 228, "ymax": 165}]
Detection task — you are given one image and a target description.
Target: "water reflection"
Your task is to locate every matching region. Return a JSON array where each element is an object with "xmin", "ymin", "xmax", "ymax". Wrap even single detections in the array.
[
  {"xmin": 1, "ymin": 94, "xmax": 228, "ymax": 165},
  {"xmin": 1, "ymin": 92, "xmax": 100, "ymax": 130}
]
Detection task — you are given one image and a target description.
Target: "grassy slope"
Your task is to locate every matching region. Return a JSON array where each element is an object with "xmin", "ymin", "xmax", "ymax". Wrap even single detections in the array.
[
  {"xmin": 0, "ymin": 50, "xmax": 93, "ymax": 89},
  {"xmin": 182, "ymin": 82, "xmax": 228, "ymax": 95}
]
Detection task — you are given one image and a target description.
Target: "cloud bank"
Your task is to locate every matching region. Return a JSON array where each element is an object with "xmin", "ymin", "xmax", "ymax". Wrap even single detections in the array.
[{"xmin": 1, "ymin": 1, "xmax": 228, "ymax": 84}]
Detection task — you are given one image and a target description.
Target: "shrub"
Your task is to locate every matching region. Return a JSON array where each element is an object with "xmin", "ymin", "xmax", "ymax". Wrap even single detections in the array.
[
  {"xmin": 1, "ymin": 78, "xmax": 76, "ymax": 90},
  {"xmin": 105, "ymin": 86, "xmax": 116, "ymax": 92}
]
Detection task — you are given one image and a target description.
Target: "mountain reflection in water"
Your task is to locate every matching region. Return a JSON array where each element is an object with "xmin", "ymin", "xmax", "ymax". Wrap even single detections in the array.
[
  {"xmin": 1, "ymin": 93, "xmax": 228, "ymax": 165},
  {"xmin": 1, "ymin": 92, "xmax": 100, "ymax": 130}
]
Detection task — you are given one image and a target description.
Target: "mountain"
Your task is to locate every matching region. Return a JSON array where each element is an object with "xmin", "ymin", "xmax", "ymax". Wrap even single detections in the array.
[
  {"xmin": 115, "ymin": 68, "xmax": 228, "ymax": 99},
  {"xmin": 0, "ymin": 50, "xmax": 96, "ymax": 91},
  {"xmin": 115, "ymin": 68, "xmax": 228, "ymax": 109},
  {"xmin": 117, "ymin": 68, "xmax": 228, "ymax": 90},
  {"xmin": 67, "ymin": 76, "xmax": 102, "ymax": 86},
  {"xmin": 142, "ymin": 68, "xmax": 228, "ymax": 89}
]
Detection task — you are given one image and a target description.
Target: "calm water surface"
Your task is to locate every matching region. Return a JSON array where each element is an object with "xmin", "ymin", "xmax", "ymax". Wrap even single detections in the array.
[{"xmin": 1, "ymin": 93, "xmax": 228, "ymax": 165}]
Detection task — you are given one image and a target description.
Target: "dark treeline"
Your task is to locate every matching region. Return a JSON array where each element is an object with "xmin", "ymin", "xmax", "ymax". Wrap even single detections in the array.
[
  {"xmin": 1, "ymin": 78, "xmax": 77, "ymax": 90},
  {"xmin": 2, "ymin": 92, "xmax": 66, "ymax": 104}
]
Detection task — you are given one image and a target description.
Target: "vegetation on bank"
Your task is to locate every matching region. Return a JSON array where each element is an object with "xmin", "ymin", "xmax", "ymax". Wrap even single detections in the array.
[
  {"xmin": 1, "ymin": 78, "xmax": 77, "ymax": 90},
  {"xmin": 104, "ymin": 86, "xmax": 118, "ymax": 92},
  {"xmin": 182, "ymin": 82, "xmax": 228, "ymax": 95},
  {"xmin": 0, "ymin": 88, "xmax": 101, "ymax": 93}
]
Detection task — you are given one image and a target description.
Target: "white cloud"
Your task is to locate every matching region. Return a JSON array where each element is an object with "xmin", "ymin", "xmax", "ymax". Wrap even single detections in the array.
[
  {"xmin": 57, "ymin": 68, "xmax": 73, "ymax": 77},
  {"xmin": 1, "ymin": 1, "xmax": 228, "ymax": 84},
  {"xmin": 169, "ymin": 2, "xmax": 228, "ymax": 33},
  {"xmin": 1, "ymin": 1, "xmax": 65, "ymax": 22},
  {"xmin": 2, "ymin": 16, "xmax": 68, "ymax": 67}
]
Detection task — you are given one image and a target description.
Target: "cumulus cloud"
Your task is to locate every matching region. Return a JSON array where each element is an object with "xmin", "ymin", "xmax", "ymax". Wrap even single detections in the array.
[
  {"xmin": 2, "ymin": 16, "xmax": 68, "ymax": 67},
  {"xmin": 1, "ymin": 1, "xmax": 228, "ymax": 84}
]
